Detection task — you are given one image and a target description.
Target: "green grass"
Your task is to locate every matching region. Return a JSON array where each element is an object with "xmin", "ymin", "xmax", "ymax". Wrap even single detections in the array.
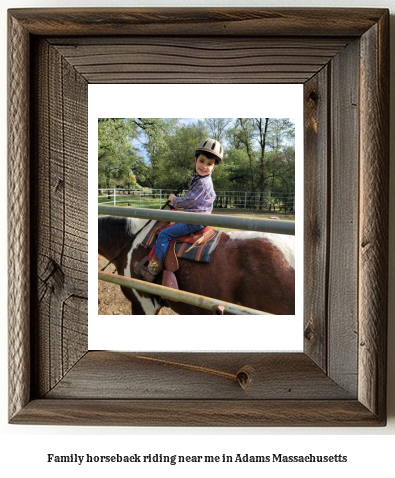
[
  {"xmin": 212, "ymin": 208, "xmax": 295, "ymax": 221},
  {"xmin": 98, "ymin": 195, "xmax": 166, "ymax": 209},
  {"xmin": 211, "ymin": 210, "xmax": 295, "ymax": 232},
  {"xmin": 98, "ymin": 199, "xmax": 295, "ymax": 233}
]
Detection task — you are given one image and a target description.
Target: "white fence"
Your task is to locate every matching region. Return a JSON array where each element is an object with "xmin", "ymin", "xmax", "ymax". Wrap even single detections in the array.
[{"xmin": 98, "ymin": 188, "xmax": 295, "ymax": 212}]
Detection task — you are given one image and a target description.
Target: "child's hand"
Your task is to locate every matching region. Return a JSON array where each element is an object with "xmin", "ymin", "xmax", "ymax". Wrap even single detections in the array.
[{"xmin": 168, "ymin": 194, "xmax": 175, "ymax": 204}]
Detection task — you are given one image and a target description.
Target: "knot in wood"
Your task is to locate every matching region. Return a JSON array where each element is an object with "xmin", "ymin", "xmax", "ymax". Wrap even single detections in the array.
[
  {"xmin": 308, "ymin": 91, "xmax": 319, "ymax": 103},
  {"xmin": 236, "ymin": 365, "xmax": 255, "ymax": 390}
]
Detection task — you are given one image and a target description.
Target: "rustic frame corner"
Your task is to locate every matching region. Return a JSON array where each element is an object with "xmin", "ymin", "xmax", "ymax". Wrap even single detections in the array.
[{"xmin": 8, "ymin": 7, "xmax": 389, "ymax": 426}]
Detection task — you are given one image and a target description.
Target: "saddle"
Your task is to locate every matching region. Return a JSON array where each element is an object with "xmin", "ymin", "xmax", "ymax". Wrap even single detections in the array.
[
  {"xmin": 137, "ymin": 221, "xmax": 222, "ymax": 301},
  {"xmin": 163, "ymin": 226, "xmax": 217, "ymax": 272}
]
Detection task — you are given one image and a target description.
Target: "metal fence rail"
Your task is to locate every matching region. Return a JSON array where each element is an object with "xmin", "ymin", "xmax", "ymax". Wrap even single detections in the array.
[
  {"xmin": 98, "ymin": 205, "xmax": 295, "ymax": 314},
  {"xmin": 98, "ymin": 205, "xmax": 295, "ymax": 235},
  {"xmin": 99, "ymin": 271, "xmax": 272, "ymax": 315}
]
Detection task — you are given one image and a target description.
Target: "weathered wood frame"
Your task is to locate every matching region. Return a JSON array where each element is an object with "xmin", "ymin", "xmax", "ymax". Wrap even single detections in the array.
[{"xmin": 8, "ymin": 8, "xmax": 389, "ymax": 426}]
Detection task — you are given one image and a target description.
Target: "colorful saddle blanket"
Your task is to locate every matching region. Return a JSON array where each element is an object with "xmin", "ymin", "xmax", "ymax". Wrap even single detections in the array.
[{"xmin": 142, "ymin": 221, "xmax": 222, "ymax": 271}]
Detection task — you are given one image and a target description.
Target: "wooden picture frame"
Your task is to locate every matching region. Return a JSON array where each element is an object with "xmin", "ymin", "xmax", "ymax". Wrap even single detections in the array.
[{"xmin": 8, "ymin": 8, "xmax": 389, "ymax": 426}]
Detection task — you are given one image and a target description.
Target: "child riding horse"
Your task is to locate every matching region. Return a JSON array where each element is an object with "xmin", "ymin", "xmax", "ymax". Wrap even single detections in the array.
[{"xmin": 138, "ymin": 138, "xmax": 224, "ymax": 282}]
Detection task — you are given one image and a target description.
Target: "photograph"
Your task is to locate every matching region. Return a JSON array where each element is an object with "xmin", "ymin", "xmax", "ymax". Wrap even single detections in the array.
[
  {"xmin": 89, "ymin": 84, "xmax": 303, "ymax": 352},
  {"xmin": 97, "ymin": 117, "xmax": 296, "ymax": 317}
]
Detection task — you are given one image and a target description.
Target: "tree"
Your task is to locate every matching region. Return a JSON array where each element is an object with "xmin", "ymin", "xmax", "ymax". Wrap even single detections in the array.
[
  {"xmin": 254, "ymin": 118, "xmax": 270, "ymax": 191},
  {"xmin": 98, "ymin": 117, "xmax": 295, "ymax": 210},
  {"xmin": 126, "ymin": 118, "xmax": 178, "ymax": 188},
  {"xmin": 203, "ymin": 118, "xmax": 232, "ymax": 144},
  {"xmin": 265, "ymin": 119, "xmax": 295, "ymax": 208},
  {"xmin": 156, "ymin": 122, "xmax": 208, "ymax": 189},
  {"xmin": 98, "ymin": 118, "xmax": 139, "ymax": 189}
]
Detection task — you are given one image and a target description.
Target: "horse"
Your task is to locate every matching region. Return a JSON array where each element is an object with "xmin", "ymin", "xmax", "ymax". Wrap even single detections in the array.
[{"xmin": 98, "ymin": 215, "xmax": 295, "ymax": 315}]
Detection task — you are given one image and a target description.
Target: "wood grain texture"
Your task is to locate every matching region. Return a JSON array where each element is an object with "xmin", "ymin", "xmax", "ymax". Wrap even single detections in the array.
[
  {"xmin": 8, "ymin": 8, "xmax": 387, "ymax": 37},
  {"xmin": 327, "ymin": 39, "xmax": 360, "ymax": 395},
  {"xmin": 8, "ymin": 13, "xmax": 31, "ymax": 421},
  {"xmin": 46, "ymin": 352, "xmax": 354, "ymax": 400},
  {"xmin": 303, "ymin": 67, "xmax": 330, "ymax": 370},
  {"xmin": 358, "ymin": 12, "xmax": 389, "ymax": 419},
  {"xmin": 49, "ymin": 37, "xmax": 350, "ymax": 84},
  {"xmin": 11, "ymin": 399, "xmax": 383, "ymax": 427},
  {"xmin": 30, "ymin": 39, "xmax": 88, "ymax": 398},
  {"xmin": 7, "ymin": 8, "xmax": 389, "ymax": 426}
]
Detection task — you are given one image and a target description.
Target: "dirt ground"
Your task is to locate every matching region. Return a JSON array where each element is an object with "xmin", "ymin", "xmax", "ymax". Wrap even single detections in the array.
[
  {"xmin": 98, "ymin": 212, "xmax": 294, "ymax": 315},
  {"xmin": 98, "ymin": 256, "xmax": 176, "ymax": 315}
]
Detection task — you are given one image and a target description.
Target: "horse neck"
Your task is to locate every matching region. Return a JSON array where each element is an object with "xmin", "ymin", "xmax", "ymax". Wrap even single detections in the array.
[
  {"xmin": 98, "ymin": 216, "xmax": 153, "ymax": 261},
  {"xmin": 98, "ymin": 216, "xmax": 129, "ymax": 260},
  {"xmin": 131, "ymin": 217, "xmax": 152, "ymax": 234}
]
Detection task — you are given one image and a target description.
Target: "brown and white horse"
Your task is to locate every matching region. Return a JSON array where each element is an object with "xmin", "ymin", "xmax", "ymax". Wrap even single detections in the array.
[{"xmin": 98, "ymin": 216, "xmax": 295, "ymax": 315}]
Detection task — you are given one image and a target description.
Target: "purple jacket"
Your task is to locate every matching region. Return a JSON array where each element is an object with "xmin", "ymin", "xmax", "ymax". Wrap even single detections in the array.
[{"xmin": 172, "ymin": 172, "xmax": 216, "ymax": 213}]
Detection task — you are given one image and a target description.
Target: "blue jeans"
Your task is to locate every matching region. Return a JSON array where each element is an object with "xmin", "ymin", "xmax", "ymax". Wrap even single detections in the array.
[{"xmin": 154, "ymin": 222, "xmax": 204, "ymax": 260}]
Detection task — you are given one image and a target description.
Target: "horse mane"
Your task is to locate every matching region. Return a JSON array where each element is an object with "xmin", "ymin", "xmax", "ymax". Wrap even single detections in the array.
[
  {"xmin": 98, "ymin": 216, "xmax": 137, "ymax": 258},
  {"xmin": 98, "ymin": 216, "xmax": 134, "ymax": 246}
]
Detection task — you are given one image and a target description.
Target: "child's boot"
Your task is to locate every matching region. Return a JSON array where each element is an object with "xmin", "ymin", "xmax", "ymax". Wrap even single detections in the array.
[{"xmin": 139, "ymin": 254, "xmax": 164, "ymax": 282}]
